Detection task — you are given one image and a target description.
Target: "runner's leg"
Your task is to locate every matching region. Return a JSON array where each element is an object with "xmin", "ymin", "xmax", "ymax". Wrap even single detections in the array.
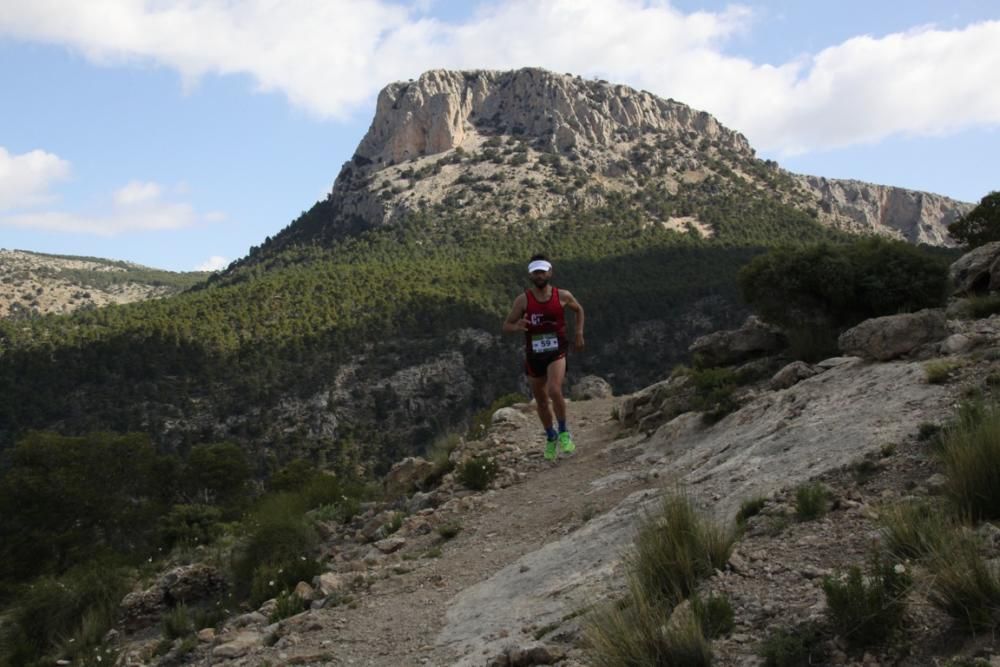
[
  {"xmin": 530, "ymin": 374, "xmax": 554, "ymax": 429},
  {"xmin": 546, "ymin": 356, "xmax": 567, "ymax": 424}
]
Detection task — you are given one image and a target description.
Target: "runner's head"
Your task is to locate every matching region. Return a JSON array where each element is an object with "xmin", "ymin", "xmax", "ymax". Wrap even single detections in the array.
[{"xmin": 528, "ymin": 254, "xmax": 552, "ymax": 288}]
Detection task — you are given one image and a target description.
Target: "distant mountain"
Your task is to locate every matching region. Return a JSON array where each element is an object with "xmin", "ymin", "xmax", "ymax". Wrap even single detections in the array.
[
  {"xmin": 0, "ymin": 249, "xmax": 209, "ymax": 319},
  {"xmin": 254, "ymin": 68, "xmax": 968, "ymax": 260}
]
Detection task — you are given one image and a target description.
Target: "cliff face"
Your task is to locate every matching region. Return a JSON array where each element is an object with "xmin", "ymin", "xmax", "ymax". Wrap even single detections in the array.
[
  {"xmin": 794, "ymin": 175, "xmax": 967, "ymax": 245},
  {"xmin": 270, "ymin": 67, "xmax": 970, "ymax": 250}
]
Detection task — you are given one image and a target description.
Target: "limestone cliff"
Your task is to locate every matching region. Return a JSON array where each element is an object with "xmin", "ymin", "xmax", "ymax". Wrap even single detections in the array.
[{"xmin": 274, "ymin": 67, "xmax": 969, "ymax": 249}]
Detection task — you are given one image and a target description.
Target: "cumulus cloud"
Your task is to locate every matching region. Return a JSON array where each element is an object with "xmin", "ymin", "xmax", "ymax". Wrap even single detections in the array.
[
  {"xmin": 0, "ymin": 179, "xmax": 213, "ymax": 235},
  {"xmin": 196, "ymin": 255, "xmax": 229, "ymax": 271},
  {"xmin": 1, "ymin": 1, "xmax": 998, "ymax": 153},
  {"xmin": 0, "ymin": 146, "xmax": 71, "ymax": 210}
]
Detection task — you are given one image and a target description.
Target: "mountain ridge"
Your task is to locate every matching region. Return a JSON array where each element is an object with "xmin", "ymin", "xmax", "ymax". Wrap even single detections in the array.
[{"xmin": 257, "ymin": 67, "xmax": 969, "ymax": 258}]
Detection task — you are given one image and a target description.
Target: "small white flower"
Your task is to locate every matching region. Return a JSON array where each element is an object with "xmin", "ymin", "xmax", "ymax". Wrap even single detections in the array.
[
  {"xmin": 894, "ymin": 563, "xmax": 906, "ymax": 574},
  {"xmin": 269, "ymin": 580, "xmax": 275, "ymax": 586}
]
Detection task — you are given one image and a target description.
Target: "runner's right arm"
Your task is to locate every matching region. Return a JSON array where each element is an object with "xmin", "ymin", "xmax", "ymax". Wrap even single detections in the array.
[{"xmin": 502, "ymin": 293, "xmax": 529, "ymax": 334}]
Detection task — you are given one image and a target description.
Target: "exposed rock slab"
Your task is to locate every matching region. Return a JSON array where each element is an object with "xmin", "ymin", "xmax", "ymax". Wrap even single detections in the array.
[
  {"xmin": 437, "ymin": 358, "xmax": 951, "ymax": 663},
  {"xmin": 838, "ymin": 309, "xmax": 948, "ymax": 360}
]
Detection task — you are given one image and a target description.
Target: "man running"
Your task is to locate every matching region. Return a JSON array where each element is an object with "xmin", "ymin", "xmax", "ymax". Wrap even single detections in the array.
[{"xmin": 502, "ymin": 254, "xmax": 585, "ymax": 460}]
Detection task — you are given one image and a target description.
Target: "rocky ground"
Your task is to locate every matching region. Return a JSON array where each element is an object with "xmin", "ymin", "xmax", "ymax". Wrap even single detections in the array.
[{"xmin": 119, "ymin": 323, "xmax": 1000, "ymax": 666}]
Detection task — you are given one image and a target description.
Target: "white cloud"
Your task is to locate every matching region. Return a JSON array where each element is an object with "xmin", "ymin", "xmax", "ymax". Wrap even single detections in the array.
[
  {"xmin": 196, "ymin": 255, "xmax": 229, "ymax": 271},
  {"xmin": 1, "ymin": 2, "xmax": 998, "ymax": 154},
  {"xmin": 114, "ymin": 180, "xmax": 163, "ymax": 206},
  {"xmin": 0, "ymin": 146, "xmax": 71, "ymax": 210},
  {"xmin": 0, "ymin": 179, "xmax": 215, "ymax": 235}
]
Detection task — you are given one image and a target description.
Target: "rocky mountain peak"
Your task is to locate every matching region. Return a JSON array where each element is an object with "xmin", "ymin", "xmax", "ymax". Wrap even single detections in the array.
[
  {"xmin": 264, "ymin": 67, "xmax": 970, "ymax": 255},
  {"xmin": 355, "ymin": 67, "xmax": 752, "ymax": 167}
]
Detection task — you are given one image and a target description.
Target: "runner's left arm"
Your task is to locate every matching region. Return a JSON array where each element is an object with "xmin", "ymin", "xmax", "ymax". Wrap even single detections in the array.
[{"xmin": 562, "ymin": 290, "xmax": 585, "ymax": 352}]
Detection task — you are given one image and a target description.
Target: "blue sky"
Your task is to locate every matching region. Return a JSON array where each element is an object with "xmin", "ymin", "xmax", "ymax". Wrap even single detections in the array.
[{"xmin": 1, "ymin": 1, "xmax": 997, "ymax": 272}]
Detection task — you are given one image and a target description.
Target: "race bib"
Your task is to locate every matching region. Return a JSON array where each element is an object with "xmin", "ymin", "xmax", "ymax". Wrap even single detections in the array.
[{"xmin": 531, "ymin": 333, "xmax": 559, "ymax": 354}]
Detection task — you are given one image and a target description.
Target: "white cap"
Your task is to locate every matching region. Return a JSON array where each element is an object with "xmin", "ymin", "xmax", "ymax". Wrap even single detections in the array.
[{"xmin": 528, "ymin": 260, "xmax": 552, "ymax": 273}]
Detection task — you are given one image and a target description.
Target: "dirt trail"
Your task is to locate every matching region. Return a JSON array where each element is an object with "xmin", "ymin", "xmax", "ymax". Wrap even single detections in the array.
[{"xmin": 271, "ymin": 396, "xmax": 656, "ymax": 666}]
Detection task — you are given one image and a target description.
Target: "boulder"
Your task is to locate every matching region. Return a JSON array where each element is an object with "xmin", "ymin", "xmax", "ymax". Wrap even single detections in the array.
[
  {"xmin": 492, "ymin": 407, "xmax": 529, "ymax": 427},
  {"xmin": 384, "ymin": 456, "xmax": 436, "ymax": 497},
  {"xmin": 618, "ymin": 375, "xmax": 696, "ymax": 431},
  {"xmin": 688, "ymin": 316, "xmax": 786, "ymax": 367},
  {"xmin": 119, "ymin": 563, "xmax": 226, "ymax": 631},
  {"xmin": 770, "ymin": 361, "xmax": 818, "ymax": 390},
  {"xmin": 838, "ymin": 310, "xmax": 948, "ymax": 361},
  {"xmin": 212, "ymin": 631, "xmax": 263, "ymax": 659},
  {"xmin": 949, "ymin": 241, "xmax": 1000, "ymax": 295},
  {"xmin": 570, "ymin": 375, "xmax": 613, "ymax": 400}
]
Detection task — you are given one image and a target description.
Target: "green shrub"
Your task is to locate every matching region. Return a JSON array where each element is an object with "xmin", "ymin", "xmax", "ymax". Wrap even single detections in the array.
[
  {"xmin": 757, "ymin": 623, "xmax": 825, "ymax": 667},
  {"xmin": 794, "ymin": 482, "xmax": 829, "ymax": 521},
  {"xmin": 158, "ymin": 504, "xmax": 224, "ymax": 550},
  {"xmin": 925, "ymin": 359, "xmax": 961, "ymax": 384},
  {"xmin": 879, "ymin": 500, "xmax": 953, "ymax": 561},
  {"xmin": 269, "ymin": 589, "xmax": 308, "ymax": 622},
  {"xmin": 965, "ymin": 294, "xmax": 1000, "ymax": 319},
  {"xmin": 426, "ymin": 433, "xmax": 460, "ymax": 484},
  {"xmin": 584, "ymin": 590, "xmax": 711, "ymax": 667},
  {"xmin": 233, "ymin": 493, "xmax": 320, "ymax": 600},
  {"xmin": 162, "ymin": 603, "xmax": 194, "ymax": 639},
  {"xmin": 383, "ymin": 511, "xmax": 405, "ymax": 535},
  {"xmin": 736, "ymin": 496, "xmax": 767, "ymax": 525},
  {"xmin": 248, "ymin": 558, "xmax": 322, "ymax": 608},
  {"xmin": 928, "ymin": 532, "xmax": 1000, "ymax": 630},
  {"xmin": 948, "ymin": 191, "xmax": 1000, "ymax": 248},
  {"xmin": 457, "ymin": 455, "xmax": 499, "ymax": 491},
  {"xmin": 691, "ymin": 593, "xmax": 734, "ymax": 638},
  {"xmin": 437, "ymin": 522, "xmax": 462, "ymax": 540},
  {"xmin": 739, "ymin": 238, "xmax": 948, "ymax": 338},
  {"xmin": 821, "ymin": 553, "xmax": 910, "ymax": 648},
  {"xmin": 629, "ymin": 494, "xmax": 735, "ymax": 606},
  {"xmin": 938, "ymin": 403, "xmax": 1000, "ymax": 519},
  {"xmin": 0, "ymin": 561, "xmax": 129, "ymax": 666}
]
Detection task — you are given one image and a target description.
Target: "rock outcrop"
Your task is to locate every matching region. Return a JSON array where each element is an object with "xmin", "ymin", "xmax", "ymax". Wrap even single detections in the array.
[{"xmin": 266, "ymin": 68, "xmax": 970, "ymax": 251}]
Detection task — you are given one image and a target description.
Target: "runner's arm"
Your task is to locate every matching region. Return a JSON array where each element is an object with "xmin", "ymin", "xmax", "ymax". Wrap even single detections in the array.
[
  {"xmin": 502, "ymin": 294, "xmax": 529, "ymax": 334},
  {"xmin": 561, "ymin": 290, "xmax": 585, "ymax": 352}
]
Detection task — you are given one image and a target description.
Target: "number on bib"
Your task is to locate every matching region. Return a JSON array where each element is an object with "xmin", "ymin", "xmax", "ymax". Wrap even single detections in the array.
[{"xmin": 531, "ymin": 333, "xmax": 559, "ymax": 354}]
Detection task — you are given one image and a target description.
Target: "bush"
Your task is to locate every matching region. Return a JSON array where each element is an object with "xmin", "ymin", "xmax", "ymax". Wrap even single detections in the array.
[
  {"xmin": 437, "ymin": 522, "xmax": 462, "ymax": 540},
  {"xmin": 757, "ymin": 623, "xmax": 825, "ymax": 667},
  {"xmin": 794, "ymin": 483, "xmax": 829, "ymax": 521},
  {"xmin": 248, "ymin": 558, "xmax": 323, "ymax": 609},
  {"xmin": 821, "ymin": 553, "xmax": 910, "ymax": 648},
  {"xmin": 158, "ymin": 504, "xmax": 224, "ymax": 550},
  {"xmin": 948, "ymin": 191, "xmax": 1000, "ymax": 248},
  {"xmin": 457, "ymin": 455, "xmax": 499, "ymax": 491},
  {"xmin": 925, "ymin": 359, "xmax": 961, "ymax": 384},
  {"xmin": 629, "ymin": 494, "xmax": 735, "ymax": 606},
  {"xmin": 739, "ymin": 238, "xmax": 948, "ymax": 338},
  {"xmin": 879, "ymin": 500, "xmax": 953, "ymax": 561},
  {"xmin": 233, "ymin": 493, "xmax": 320, "ymax": 601},
  {"xmin": 938, "ymin": 403, "xmax": 1000, "ymax": 519},
  {"xmin": 584, "ymin": 590, "xmax": 711, "ymax": 667},
  {"xmin": 928, "ymin": 532, "xmax": 1000, "ymax": 630},
  {"xmin": 0, "ymin": 561, "xmax": 129, "ymax": 666},
  {"xmin": 269, "ymin": 589, "xmax": 308, "ymax": 622},
  {"xmin": 964, "ymin": 294, "xmax": 1000, "ymax": 319},
  {"xmin": 736, "ymin": 496, "xmax": 767, "ymax": 525},
  {"xmin": 691, "ymin": 593, "xmax": 734, "ymax": 638},
  {"xmin": 162, "ymin": 603, "xmax": 194, "ymax": 639}
]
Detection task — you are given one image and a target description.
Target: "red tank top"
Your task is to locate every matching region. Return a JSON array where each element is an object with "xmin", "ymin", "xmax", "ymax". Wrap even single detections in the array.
[{"xmin": 524, "ymin": 286, "xmax": 567, "ymax": 357}]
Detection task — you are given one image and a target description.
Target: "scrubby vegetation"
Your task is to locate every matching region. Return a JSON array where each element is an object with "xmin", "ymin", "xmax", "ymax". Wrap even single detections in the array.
[
  {"xmin": 738, "ymin": 238, "xmax": 950, "ymax": 360},
  {"xmin": 583, "ymin": 493, "xmax": 734, "ymax": 664}
]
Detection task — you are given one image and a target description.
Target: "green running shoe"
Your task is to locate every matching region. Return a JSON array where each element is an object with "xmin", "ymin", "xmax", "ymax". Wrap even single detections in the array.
[
  {"xmin": 544, "ymin": 437, "xmax": 558, "ymax": 461},
  {"xmin": 559, "ymin": 431, "xmax": 575, "ymax": 453}
]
